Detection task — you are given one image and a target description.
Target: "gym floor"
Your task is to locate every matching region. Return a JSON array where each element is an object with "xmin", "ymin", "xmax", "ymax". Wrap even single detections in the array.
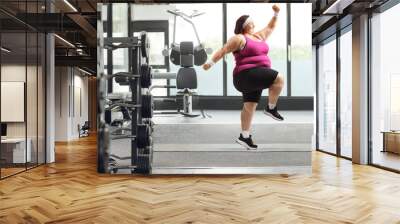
[{"xmin": 1, "ymin": 134, "xmax": 400, "ymax": 223}]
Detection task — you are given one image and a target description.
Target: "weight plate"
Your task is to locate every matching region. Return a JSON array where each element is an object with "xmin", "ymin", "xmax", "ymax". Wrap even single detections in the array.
[
  {"xmin": 137, "ymin": 124, "xmax": 150, "ymax": 148},
  {"xmin": 141, "ymin": 94, "xmax": 154, "ymax": 118},
  {"xmin": 140, "ymin": 64, "xmax": 152, "ymax": 88},
  {"xmin": 141, "ymin": 32, "xmax": 150, "ymax": 59}
]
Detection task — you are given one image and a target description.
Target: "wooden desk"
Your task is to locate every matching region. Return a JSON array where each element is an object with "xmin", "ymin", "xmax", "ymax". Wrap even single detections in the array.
[
  {"xmin": 382, "ymin": 131, "xmax": 400, "ymax": 154},
  {"xmin": 1, "ymin": 138, "xmax": 32, "ymax": 164}
]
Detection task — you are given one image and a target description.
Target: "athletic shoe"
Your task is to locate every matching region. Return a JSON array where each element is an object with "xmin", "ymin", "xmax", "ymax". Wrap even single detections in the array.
[
  {"xmin": 236, "ymin": 134, "xmax": 258, "ymax": 150},
  {"xmin": 264, "ymin": 106, "xmax": 284, "ymax": 121}
]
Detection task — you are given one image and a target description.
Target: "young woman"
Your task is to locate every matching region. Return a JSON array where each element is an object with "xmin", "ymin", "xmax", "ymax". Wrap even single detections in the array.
[{"xmin": 203, "ymin": 5, "xmax": 284, "ymax": 150}]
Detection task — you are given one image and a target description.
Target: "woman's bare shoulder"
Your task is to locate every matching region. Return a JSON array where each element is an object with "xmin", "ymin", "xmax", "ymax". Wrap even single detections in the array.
[
  {"xmin": 234, "ymin": 34, "xmax": 245, "ymax": 40},
  {"xmin": 224, "ymin": 34, "xmax": 245, "ymax": 52},
  {"xmin": 228, "ymin": 34, "xmax": 245, "ymax": 44}
]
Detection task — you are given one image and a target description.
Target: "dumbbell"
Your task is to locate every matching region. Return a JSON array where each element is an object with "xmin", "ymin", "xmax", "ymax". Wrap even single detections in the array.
[
  {"xmin": 112, "ymin": 66, "xmax": 151, "ymax": 88},
  {"xmin": 110, "ymin": 123, "xmax": 151, "ymax": 148},
  {"xmin": 108, "ymin": 72, "xmax": 138, "ymax": 86},
  {"xmin": 105, "ymin": 94, "xmax": 153, "ymax": 118}
]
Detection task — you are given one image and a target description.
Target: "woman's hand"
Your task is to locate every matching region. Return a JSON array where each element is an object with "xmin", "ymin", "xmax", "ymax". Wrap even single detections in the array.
[
  {"xmin": 272, "ymin": 4, "xmax": 280, "ymax": 13},
  {"xmin": 203, "ymin": 63, "xmax": 211, "ymax": 71}
]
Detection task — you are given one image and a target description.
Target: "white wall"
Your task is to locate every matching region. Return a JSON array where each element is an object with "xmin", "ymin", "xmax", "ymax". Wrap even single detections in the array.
[
  {"xmin": 71, "ymin": 73, "xmax": 89, "ymax": 138},
  {"xmin": 1, "ymin": 63, "xmax": 46, "ymax": 164},
  {"xmin": 55, "ymin": 66, "xmax": 69, "ymax": 141},
  {"xmin": 55, "ymin": 67, "xmax": 89, "ymax": 141}
]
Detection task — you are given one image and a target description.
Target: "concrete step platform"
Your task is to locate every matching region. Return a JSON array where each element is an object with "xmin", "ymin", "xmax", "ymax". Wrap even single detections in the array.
[
  {"xmin": 109, "ymin": 111, "xmax": 314, "ymax": 174},
  {"xmin": 152, "ymin": 123, "xmax": 313, "ymax": 144},
  {"xmin": 151, "ymin": 143, "xmax": 311, "ymax": 174}
]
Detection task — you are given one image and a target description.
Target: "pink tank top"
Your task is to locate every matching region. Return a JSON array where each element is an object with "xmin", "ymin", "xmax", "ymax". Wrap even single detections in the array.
[{"xmin": 233, "ymin": 35, "xmax": 271, "ymax": 75}]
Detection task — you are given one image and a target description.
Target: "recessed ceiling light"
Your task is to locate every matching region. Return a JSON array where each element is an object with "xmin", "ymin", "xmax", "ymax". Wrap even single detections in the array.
[
  {"xmin": 54, "ymin": 34, "xmax": 75, "ymax": 48},
  {"xmin": 322, "ymin": 0, "xmax": 354, "ymax": 15},
  {"xmin": 1, "ymin": 47, "xmax": 11, "ymax": 53},
  {"xmin": 63, "ymin": 0, "xmax": 78, "ymax": 12},
  {"xmin": 78, "ymin": 67, "xmax": 93, "ymax": 76}
]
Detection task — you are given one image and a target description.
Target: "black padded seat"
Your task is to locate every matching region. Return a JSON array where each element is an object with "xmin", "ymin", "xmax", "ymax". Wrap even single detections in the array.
[{"xmin": 176, "ymin": 67, "xmax": 197, "ymax": 90}]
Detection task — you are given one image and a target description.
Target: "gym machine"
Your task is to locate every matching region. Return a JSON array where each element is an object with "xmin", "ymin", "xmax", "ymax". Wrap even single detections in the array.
[
  {"xmin": 97, "ymin": 5, "xmax": 154, "ymax": 174},
  {"xmin": 154, "ymin": 9, "xmax": 212, "ymax": 117},
  {"xmin": 164, "ymin": 9, "xmax": 210, "ymax": 66}
]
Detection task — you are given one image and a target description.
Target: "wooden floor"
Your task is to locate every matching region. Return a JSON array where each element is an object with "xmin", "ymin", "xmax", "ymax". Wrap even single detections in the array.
[
  {"xmin": 373, "ymin": 151, "xmax": 400, "ymax": 171},
  {"xmin": 1, "ymin": 135, "xmax": 400, "ymax": 224},
  {"xmin": 1, "ymin": 167, "xmax": 26, "ymax": 178},
  {"xmin": 1, "ymin": 164, "xmax": 43, "ymax": 178}
]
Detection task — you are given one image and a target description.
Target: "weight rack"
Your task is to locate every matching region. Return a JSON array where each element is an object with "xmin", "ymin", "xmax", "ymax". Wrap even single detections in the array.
[{"xmin": 97, "ymin": 4, "xmax": 153, "ymax": 174}]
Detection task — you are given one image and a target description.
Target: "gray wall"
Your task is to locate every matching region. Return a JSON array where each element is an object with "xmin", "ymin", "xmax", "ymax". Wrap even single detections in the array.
[{"xmin": 54, "ymin": 67, "xmax": 89, "ymax": 141}]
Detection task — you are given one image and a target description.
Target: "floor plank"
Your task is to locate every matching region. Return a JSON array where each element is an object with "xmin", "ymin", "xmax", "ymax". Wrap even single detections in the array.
[{"xmin": 1, "ymin": 135, "xmax": 400, "ymax": 224}]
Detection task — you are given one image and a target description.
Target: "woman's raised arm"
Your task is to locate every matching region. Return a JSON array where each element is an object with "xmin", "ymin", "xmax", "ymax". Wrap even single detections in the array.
[{"xmin": 255, "ymin": 4, "xmax": 280, "ymax": 41}]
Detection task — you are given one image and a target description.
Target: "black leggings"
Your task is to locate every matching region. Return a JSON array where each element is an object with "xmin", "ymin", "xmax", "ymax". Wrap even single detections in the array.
[{"xmin": 233, "ymin": 66, "xmax": 279, "ymax": 102}]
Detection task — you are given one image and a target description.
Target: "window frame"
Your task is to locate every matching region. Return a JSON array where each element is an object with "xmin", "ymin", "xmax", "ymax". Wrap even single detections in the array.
[
  {"xmin": 0, "ymin": 0, "xmax": 47, "ymax": 180},
  {"xmin": 315, "ymin": 20, "xmax": 353, "ymax": 160},
  {"xmin": 368, "ymin": 0, "xmax": 400, "ymax": 173}
]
